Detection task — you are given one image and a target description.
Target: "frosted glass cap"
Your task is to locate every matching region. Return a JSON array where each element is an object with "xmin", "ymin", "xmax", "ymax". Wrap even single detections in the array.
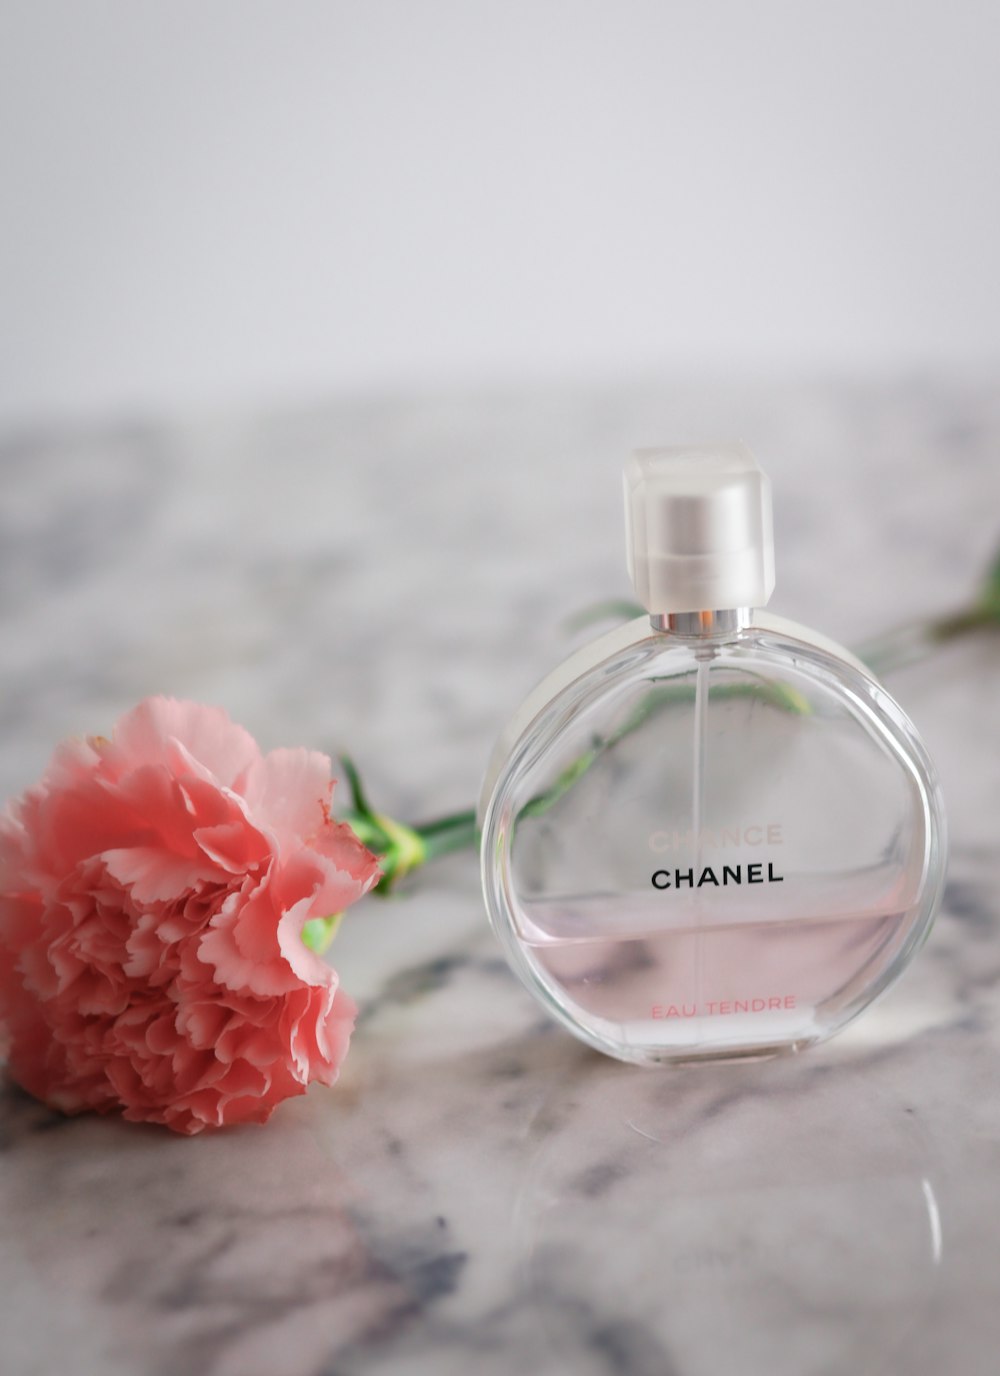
[{"xmin": 623, "ymin": 445, "xmax": 775, "ymax": 613}]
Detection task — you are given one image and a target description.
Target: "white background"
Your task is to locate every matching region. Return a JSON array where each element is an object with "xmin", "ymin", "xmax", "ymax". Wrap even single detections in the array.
[{"xmin": 1, "ymin": 1, "xmax": 998, "ymax": 424}]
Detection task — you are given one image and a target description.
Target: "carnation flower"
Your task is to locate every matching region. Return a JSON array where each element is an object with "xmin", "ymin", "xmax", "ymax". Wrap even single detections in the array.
[{"xmin": 0, "ymin": 697, "xmax": 380, "ymax": 1134}]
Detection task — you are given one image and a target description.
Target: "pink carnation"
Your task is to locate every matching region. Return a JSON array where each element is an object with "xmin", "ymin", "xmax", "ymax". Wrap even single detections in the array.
[{"xmin": 0, "ymin": 697, "xmax": 380, "ymax": 1134}]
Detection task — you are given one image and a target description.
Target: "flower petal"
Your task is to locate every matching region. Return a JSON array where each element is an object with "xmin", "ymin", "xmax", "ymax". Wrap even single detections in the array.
[
  {"xmin": 108, "ymin": 697, "xmax": 261, "ymax": 787},
  {"xmin": 0, "ymin": 696, "xmax": 377, "ymax": 1133},
  {"xmin": 238, "ymin": 748, "xmax": 333, "ymax": 846}
]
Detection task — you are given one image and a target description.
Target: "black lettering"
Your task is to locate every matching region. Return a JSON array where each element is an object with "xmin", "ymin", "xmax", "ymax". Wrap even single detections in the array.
[
  {"xmin": 651, "ymin": 870, "xmax": 671, "ymax": 889},
  {"xmin": 674, "ymin": 868, "xmax": 695, "ymax": 888},
  {"xmin": 722, "ymin": 865, "xmax": 741, "ymax": 884},
  {"xmin": 747, "ymin": 863, "xmax": 763, "ymax": 883},
  {"xmin": 697, "ymin": 866, "xmax": 719, "ymax": 887},
  {"xmin": 768, "ymin": 862, "xmax": 784, "ymax": 883}
]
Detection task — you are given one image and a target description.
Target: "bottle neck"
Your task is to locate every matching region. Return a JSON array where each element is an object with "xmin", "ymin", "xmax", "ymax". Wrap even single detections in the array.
[{"xmin": 649, "ymin": 608, "xmax": 753, "ymax": 638}]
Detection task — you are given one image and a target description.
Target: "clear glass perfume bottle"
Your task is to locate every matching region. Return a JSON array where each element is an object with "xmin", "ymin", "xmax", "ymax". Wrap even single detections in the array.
[{"xmin": 479, "ymin": 447, "xmax": 947, "ymax": 1064}]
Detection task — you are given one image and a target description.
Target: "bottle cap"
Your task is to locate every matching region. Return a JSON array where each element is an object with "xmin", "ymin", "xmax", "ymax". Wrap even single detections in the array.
[{"xmin": 623, "ymin": 445, "xmax": 775, "ymax": 613}]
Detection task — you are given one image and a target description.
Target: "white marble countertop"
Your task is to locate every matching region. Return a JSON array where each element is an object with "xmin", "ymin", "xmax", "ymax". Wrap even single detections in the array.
[{"xmin": 2, "ymin": 380, "xmax": 1000, "ymax": 1376}]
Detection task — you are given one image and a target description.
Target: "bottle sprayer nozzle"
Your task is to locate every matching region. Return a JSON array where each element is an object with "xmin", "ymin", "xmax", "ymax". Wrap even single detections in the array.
[{"xmin": 623, "ymin": 445, "xmax": 775, "ymax": 615}]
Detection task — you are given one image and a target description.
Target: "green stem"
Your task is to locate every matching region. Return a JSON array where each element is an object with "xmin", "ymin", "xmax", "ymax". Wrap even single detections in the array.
[
  {"xmin": 855, "ymin": 605, "xmax": 1000, "ymax": 677},
  {"xmin": 417, "ymin": 811, "xmax": 479, "ymax": 860},
  {"xmin": 323, "ymin": 543, "xmax": 1000, "ymax": 920}
]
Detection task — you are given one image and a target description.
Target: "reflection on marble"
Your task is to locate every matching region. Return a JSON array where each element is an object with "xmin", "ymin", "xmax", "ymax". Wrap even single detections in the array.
[{"xmin": 2, "ymin": 382, "xmax": 1000, "ymax": 1375}]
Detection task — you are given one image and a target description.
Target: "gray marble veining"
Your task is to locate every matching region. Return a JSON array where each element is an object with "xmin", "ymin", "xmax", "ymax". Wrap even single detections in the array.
[{"xmin": 1, "ymin": 380, "xmax": 1000, "ymax": 1376}]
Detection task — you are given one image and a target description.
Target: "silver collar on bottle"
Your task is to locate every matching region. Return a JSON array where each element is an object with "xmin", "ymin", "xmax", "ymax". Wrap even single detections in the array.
[{"xmin": 649, "ymin": 609, "xmax": 752, "ymax": 637}]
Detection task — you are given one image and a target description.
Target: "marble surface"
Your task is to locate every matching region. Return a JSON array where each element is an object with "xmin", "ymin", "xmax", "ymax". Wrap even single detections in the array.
[{"xmin": 2, "ymin": 380, "xmax": 1000, "ymax": 1376}]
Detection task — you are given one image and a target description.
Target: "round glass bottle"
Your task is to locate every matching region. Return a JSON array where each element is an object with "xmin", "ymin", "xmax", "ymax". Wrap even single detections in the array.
[{"xmin": 479, "ymin": 447, "xmax": 947, "ymax": 1064}]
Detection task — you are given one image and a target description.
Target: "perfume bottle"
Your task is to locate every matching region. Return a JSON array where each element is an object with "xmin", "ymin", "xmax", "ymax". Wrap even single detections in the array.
[{"xmin": 479, "ymin": 446, "xmax": 947, "ymax": 1064}]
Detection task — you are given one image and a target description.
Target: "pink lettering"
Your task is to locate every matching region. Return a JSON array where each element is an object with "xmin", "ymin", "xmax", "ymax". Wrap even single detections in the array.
[{"xmin": 651, "ymin": 994, "xmax": 800, "ymax": 1019}]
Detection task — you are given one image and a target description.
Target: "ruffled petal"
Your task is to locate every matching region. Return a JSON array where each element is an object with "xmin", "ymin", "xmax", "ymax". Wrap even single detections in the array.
[{"xmin": 0, "ymin": 697, "xmax": 377, "ymax": 1133}]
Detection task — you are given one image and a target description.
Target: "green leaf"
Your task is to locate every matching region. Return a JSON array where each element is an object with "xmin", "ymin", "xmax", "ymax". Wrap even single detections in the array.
[
  {"xmin": 339, "ymin": 755, "xmax": 375, "ymax": 819},
  {"xmin": 301, "ymin": 913, "xmax": 343, "ymax": 955}
]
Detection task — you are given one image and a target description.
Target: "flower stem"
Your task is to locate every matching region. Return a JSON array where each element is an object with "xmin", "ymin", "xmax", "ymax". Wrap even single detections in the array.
[
  {"xmin": 855, "ymin": 545, "xmax": 1000, "ymax": 676},
  {"xmin": 416, "ymin": 811, "xmax": 479, "ymax": 861},
  {"xmin": 855, "ymin": 605, "xmax": 1000, "ymax": 676},
  {"xmin": 329, "ymin": 540, "xmax": 1000, "ymax": 911}
]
